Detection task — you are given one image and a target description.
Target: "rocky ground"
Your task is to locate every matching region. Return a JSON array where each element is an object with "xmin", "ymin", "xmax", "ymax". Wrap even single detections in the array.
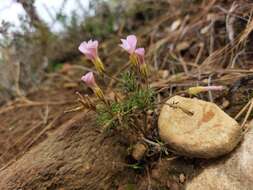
[
  {"xmin": 1, "ymin": 0, "xmax": 253, "ymax": 189},
  {"xmin": 0, "ymin": 68, "xmax": 252, "ymax": 190}
]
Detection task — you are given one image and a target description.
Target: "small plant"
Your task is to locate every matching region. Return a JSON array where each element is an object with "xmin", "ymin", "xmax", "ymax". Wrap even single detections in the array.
[
  {"xmin": 75, "ymin": 34, "xmax": 225, "ymax": 161},
  {"xmin": 78, "ymin": 35, "xmax": 154, "ymax": 137}
]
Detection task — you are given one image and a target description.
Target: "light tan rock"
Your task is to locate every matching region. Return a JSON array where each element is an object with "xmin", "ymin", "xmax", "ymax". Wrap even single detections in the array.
[
  {"xmin": 158, "ymin": 96, "xmax": 242, "ymax": 158},
  {"xmin": 186, "ymin": 125, "xmax": 253, "ymax": 190},
  {"xmin": 132, "ymin": 142, "xmax": 147, "ymax": 161}
]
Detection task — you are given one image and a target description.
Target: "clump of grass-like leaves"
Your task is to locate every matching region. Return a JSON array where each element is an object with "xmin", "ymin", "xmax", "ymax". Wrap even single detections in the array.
[{"xmin": 97, "ymin": 71, "xmax": 155, "ymax": 130}]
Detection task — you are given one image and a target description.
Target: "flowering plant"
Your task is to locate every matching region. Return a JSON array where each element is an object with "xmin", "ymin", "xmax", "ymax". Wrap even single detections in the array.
[
  {"xmin": 72, "ymin": 34, "xmax": 226, "ymax": 162},
  {"xmin": 78, "ymin": 35, "xmax": 153, "ymax": 133},
  {"xmin": 77, "ymin": 35, "xmax": 225, "ymax": 131}
]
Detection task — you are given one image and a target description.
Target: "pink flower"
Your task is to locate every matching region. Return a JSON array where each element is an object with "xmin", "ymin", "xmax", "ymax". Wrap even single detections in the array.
[
  {"xmin": 81, "ymin": 72, "xmax": 96, "ymax": 88},
  {"xmin": 79, "ymin": 40, "xmax": 99, "ymax": 61},
  {"xmin": 120, "ymin": 35, "xmax": 137, "ymax": 54},
  {"xmin": 79, "ymin": 40, "xmax": 105, "ymax": 74},
  {"xmin": 135, "ymin": 48, "xmax": 145, "ymax": 64},
  {"xmin": 120, "ymin": 35, "xmax": 147, "ymax": 68},
  {"xmin": 81, "ymin": 72, "xmax": 105, "ymax": 101}
]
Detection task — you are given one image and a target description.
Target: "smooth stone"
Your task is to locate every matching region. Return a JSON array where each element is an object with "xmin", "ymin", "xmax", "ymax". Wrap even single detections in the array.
[
  {"xmin": 158, "ymin": 96, "xmax": 242, "ymax": 158},
  {"xmin": 186, "ymin": 124, "xmax": 253, "ymax": 190},
  {"xmin": 131, "ymin": 142, "xmax": 147, "ymax": 161}
]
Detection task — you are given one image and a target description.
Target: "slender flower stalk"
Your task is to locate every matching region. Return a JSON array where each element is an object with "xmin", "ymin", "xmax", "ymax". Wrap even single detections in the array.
[
  {"xmin": 81, "ymin": 72, "xmax": 105, "ymax": 100},
  {"xmin": 79, "ymin": 40, "xmax": 105, "ymax": 74},
  {"xmin": 187, "ymin": 85, "xmax": 225, "ymax": 95}
]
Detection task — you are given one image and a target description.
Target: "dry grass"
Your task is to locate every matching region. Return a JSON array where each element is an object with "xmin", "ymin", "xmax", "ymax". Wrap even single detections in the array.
[{"xmin": 1, "ymin": 0, "xmax": 253, "ymax": 126}]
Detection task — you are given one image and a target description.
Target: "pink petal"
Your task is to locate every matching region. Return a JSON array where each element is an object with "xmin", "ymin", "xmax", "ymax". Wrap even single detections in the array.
[
  {"xmin": 79, "ymin": 40, "xmax": 98, "ymax": 61},
  {"xmin": 81, "ymin": 72, "xmax": 96, "ymax": 87},
  {"xmin": 120, "ymin": 39, "xmax": 130, "ymax": 52},
  {"xmin": 126, "ymin": 35, "xmax": 137, "ymax": 53},
  {"xmin": 87, "ymin": 40, "xmax": 98, "ymax": 49},
  {"xmin": 78, "ymin": 41, "xmax": 88, "ymax": 54},
  {"xmin": 92, "ymin": 40, "xmax": 98, "ymax": 48},
  {"xmin": 135, "ymin": 48, "xmax": 145, "ymax": 65},
  {"xmin": 85, "ymin": 51, "xmax": 95, "ymax": 60},
  {"xmin": 135, "ymin": 48, "xmax": 145, "ymax": 56}
]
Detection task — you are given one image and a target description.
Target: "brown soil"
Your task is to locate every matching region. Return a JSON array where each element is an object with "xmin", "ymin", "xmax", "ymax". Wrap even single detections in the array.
[
  {"xmin": 0, "ymin": 86, "xmax": 134, "ymax": 190},
  {"xmin": 0, "ymin": 85, "xmax": 197, "ymax": 190},
  {"xmin": 0, "ymin": 88, "xmax": 77, "ymax": 169}
]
